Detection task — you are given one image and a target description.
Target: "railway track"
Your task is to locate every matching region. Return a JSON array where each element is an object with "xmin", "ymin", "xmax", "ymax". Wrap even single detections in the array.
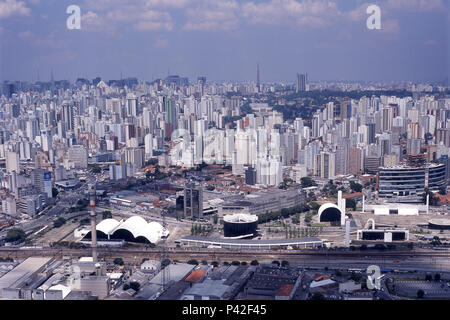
[{"xmin": 0, "ymin": 247, "xmax": 449, "ymax": 261}]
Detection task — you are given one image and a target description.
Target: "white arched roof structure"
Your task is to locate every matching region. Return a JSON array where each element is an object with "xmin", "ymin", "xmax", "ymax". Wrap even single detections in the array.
[
  {"xmin": 318, "ymin": 203, "xmax": 344, "ymax": 224},
  {"xmin": 97, "ymin": 219, "xmax": 121, "ymax": 235},
  {"xmin": 148, "ymin": 221, "xmax": 168, "ymax": 238},
  {"xmin": 108, "ymin": 216, "xmax": 166, "ymax": 244}
]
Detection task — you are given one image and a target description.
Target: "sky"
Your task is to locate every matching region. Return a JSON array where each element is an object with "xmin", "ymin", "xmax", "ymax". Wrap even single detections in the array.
[{"xmin": 0, "ymin": 0, "xmax": 449, "ymax": 83}]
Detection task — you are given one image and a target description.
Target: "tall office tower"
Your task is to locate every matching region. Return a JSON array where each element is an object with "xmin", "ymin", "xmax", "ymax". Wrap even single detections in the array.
[
  {"xmin": 245, "ymin": 166, "xmax": 257, "ymax": 185},
  {"xmin": 125, "ymin": 147, "xmax": 145, "ymax": 169},
  {"xmin": 349, "ymin": 146, "xmax": 363, "ymax": 176},
  {"xmin": 224, "ymin": 129, "xmax": 235, "ymax": 165},
  {"xmin": 296, "ymin": 73, "xmax": 307, "ymax": 92},
  {"xmin": 88, "ymin": 185, "xmax": 98, "ymax": 263},
  {"xmin": 335, "ymin": 138, "xmax": 350, "ymax": 175},
  {"xmin": 68, "ymin": 145, "xmax": 88, "ymax": 169},
  {"xmin": 144, "ymin": 134, "xmax": 153, "ymax": 160},
  {"xmin": 256, "ymin": 155, "xmax": 282, "ymax": 186},
  {"xmin": 294, "ymin": 118, "xmax": 304, "ymax": 133},
  {"xmin": 326, "ymin": 102, "xmax": 335, "ymax": 123},
  {"xmin": 407, "ymin": 122, "xmax": 420, "ymax": 139},
  {"xmin": 6, "ymin": 151, "xmax": 19, "ymax": 173},
  {"xmin": 8, "ymin": 171, "xmax": 17, "ymax": 194},
  {"xmin": 256, "ymin": 63, "xmax": 260, "ymax": 92},
  {"xmin": 340, "ymin": 99, "xmax": 352, "ymax": 120},
  {"xmin": 126, "ymin": 93, "xmax": 138, "ymax": 117},
  {"xmin": 26, "ymin": 118, "xmax": 39, "ymax": 141},
  {"xmin": 436, "ymin": 128, "xmax": 450, "ymax": 147},
  {"xmin": 367, "ymin": 122, "xmax": 376, "ymax": 144},
  {"xmin": 164, "ymin": 97, "xmax": 177, "ymax": 138},
  {"xmin": 31, "ymin": 168, "xmax": 45, "ymax": 194},
  {"xmin": 407, "ymin": 139, "xmax": 422, "ymax": 155},
  {"xmin": 197, "ymin": 76, "xmax": 206, "ymax": 96},
  {"xmin": 109, "ymin": 154, "xmax": 127, "ymax": 180},
  {"xmin": 314, "ymin": 151, "xmax": 336, "ymax": 179},
  {"xmin": 382, "ymin": 107, "xmax": 394, "ymax": 132},
  {"xmin": 312, "ymin": 113, "xmax": 321, "ymax": 138},
  {"xmin": 184, "ymin": 182, "xmax": 203, "ymax": 218},
  {"xmin": 62, "ymin": 103, "xmax": 75, "ymax": 131},
  {"xmin": 43, "ymin": 172, "xmax": 52, "ymax": 198},
  {"xmin": 124, "ymin": 123, "xmax": 136, "ymax": 142}
]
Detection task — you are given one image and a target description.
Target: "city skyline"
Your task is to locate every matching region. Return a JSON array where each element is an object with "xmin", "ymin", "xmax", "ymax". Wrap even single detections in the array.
[{"xmin": 0, "ymin": 0, "xmax": 448, "ymax": 82}]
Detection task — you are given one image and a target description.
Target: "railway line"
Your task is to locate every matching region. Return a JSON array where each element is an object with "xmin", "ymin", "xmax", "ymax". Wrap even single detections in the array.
[{"xmin": 0, "ymin": 247, "xmax": 449, "ymax": 261}]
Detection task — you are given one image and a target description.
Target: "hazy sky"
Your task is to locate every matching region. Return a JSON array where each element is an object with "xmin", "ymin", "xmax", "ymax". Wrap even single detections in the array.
[{"xmin": 0, "ymin": 0, "xmax": 449, "ymax": 82}]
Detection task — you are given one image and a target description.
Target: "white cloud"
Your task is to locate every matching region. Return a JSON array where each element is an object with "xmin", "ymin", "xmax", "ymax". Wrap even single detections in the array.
[
  {"xmin": 82, "ymin": 0, "xmax": 174, "ymax": 32},
  {"xmin": 81, "ymin": 11, "xmax": 111, "ymax": 32},
  {"xmin": 184, "ymin": 0, "xmax": 240, "ymax": 31},
  {"xmin": 0, "ymin": 0, "xmax": 30, "ymax": 19},
  {"xmin": 77, "ymin": 0, "xmax": 447, "ymax": 33},
  {"xmin": 385, "ymin": 0, "xmax": 446, "ymax": 12},
  {"xmin": 242, "ymin": 0, "xmax": 341, "ymax": 28}
]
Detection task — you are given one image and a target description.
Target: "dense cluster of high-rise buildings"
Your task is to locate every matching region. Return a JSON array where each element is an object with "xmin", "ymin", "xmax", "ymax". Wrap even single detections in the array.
[{"xmin": 0, "ymin": 74, "xmax": 449, "ymax": 217}]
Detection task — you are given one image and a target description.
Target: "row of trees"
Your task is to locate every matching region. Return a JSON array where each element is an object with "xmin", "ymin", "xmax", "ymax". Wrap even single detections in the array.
[
  {"xmin": 267, "ymin": 226, "xmax": 321, "ymax": 238},
  {"xmin": 258, "ymin": 204, "xmax": 311, "ymax": 224},
  {"xmin": 191, "ymin": 224, "xmax": 213, "ymax": 236}
]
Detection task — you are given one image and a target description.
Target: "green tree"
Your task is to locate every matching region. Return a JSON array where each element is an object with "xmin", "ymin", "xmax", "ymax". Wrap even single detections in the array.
[
  {"xmin": 91, "ymin": 164, "xmax": 101, "ymax": 174},
  {"xmin": 311, "ymin": 293, "xmax": 325, "ymax": 300},
  {"xmin": 102, "ymin": 211, "xmax": 112, "ymax": 220},
  {"xmin": 53, "ymin": 217, "xmax": 66, "ymax": 228},
  {"xmin": 213, "ymin": 215, "xmax": 218, "ymax": 224},
  {"xmin": 6, "ymin": 228, "xmax": 26, "ymax": 243},
  {"xmin": 301, "ymin": 177, "xmax": 317, "ymax": 188},
  {"xmin": 350, "ymin": 181, "xmax": 363, "ymax": 193},
  {"xmin": 438, "ymin": 186, "xmax": 447, "ymax": 196},
  {"xmin": 434, "ymin": 273, "xmax": 441, "ymax": 281},
  {"xmin": 417, "ymin": 289, "xmax": 425, "ymax": 299},
  {"xmin": 309, "ymin": 202, "xmax": 320, "ymax": 211},
  {"xmin": 145, "ymin": 158, "xmax": 158, "ymax": 166},
  {"xmin": 346, "ymin": 198, "xmax": 357, "ymax": 211},
  {"xmin": 187, "ymin": 259, "xmax": 199, "ymax": 265},
  {"xmin": 113, "ymin": 258, "xmax": 124, "ymax": 266},
  {"xmin": 52, "ymin": 187, "xmax": 59, "ymax": 198},
  {"xmin": 129, "ymin": 282, "xmax": 140, "ymax": 291},
  {"xmin": 250, "ymin": 260, "xmax": 259, "ymax": 266}
]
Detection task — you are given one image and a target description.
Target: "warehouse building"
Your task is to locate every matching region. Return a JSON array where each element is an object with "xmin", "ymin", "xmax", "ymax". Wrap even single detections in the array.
[{"xmin": 0, "ymin": 257, "xmax": 55, "ymax": 299}]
